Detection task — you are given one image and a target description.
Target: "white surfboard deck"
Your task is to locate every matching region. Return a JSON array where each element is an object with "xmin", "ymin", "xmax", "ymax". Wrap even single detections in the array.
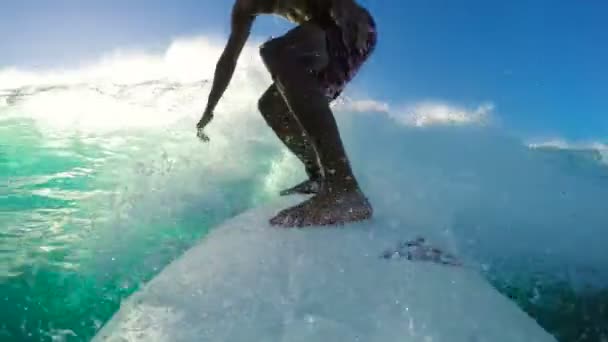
[{"xmin": 93, "ymin": 196, "xmax": 556, "ymax": 342}]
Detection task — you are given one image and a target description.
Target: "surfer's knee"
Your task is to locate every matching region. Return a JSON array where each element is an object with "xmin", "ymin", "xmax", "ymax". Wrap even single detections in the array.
[
  {"xmin": 258, "ymin": 86, "xmax": 285, "ymax": 120},
  {"xmin": 260, "ymin": 38, "xmax": 283, "ymax": 71},
  {"xmin": 257, "ymin": 92, "xmax": 272, "ymax": 117}
]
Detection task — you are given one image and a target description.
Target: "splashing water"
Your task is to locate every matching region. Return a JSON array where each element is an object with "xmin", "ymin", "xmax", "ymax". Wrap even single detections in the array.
[{"xmin": 1, "ymin": 37, "xmax": 607, "ymax": 341}]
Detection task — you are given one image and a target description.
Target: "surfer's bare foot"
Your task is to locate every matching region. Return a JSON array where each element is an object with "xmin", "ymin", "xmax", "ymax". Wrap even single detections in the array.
[
  {"xmin": 279, "ymin": 179, "xmax": 321, "ymax": 196},
  {"xmin": 270, "ymin": 187, "xmax": 373, "ymax": 227}
]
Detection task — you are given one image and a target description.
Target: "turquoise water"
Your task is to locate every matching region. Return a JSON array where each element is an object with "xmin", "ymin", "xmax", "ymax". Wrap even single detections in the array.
[
  {"xmin": 1, "ymin": 81, "xmax": 607, "ymax": 341},
  {"xmin": 0, "ymin": 108, "xmax": 283, "ymax": 340}
]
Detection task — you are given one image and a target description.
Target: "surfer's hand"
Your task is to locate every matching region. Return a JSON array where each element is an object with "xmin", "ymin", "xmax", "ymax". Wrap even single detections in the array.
[{"xmin": 196, "ymin": 110, "xmax": 214, "ymax": 142}]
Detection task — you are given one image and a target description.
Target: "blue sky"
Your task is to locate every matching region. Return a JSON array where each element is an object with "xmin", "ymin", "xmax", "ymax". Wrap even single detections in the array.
[{"xmin": 1, "ymin": 0, "xmax": 606, "ymax": 140}]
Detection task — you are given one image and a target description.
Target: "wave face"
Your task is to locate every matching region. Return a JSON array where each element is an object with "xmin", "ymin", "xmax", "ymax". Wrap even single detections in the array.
[{"xmin": 1, "ymin": 37, "xmax": 607, "ymax": 341}]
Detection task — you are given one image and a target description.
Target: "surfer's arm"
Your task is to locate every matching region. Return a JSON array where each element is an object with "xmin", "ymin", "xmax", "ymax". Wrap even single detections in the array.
[{"xmin": 204, "ymin": 1, "xmax": 255, "ymax": 115}]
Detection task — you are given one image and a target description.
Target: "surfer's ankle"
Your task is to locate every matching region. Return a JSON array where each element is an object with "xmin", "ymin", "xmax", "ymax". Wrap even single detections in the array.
[{"xmin": 324, "ymin": 175, "xmax": 360, "ymax": 194}]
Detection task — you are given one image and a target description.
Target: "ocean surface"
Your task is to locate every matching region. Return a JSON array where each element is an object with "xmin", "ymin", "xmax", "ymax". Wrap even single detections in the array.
[{"xmin": 1, "ymin": 41, "xmax": 607, "ymax": 341}]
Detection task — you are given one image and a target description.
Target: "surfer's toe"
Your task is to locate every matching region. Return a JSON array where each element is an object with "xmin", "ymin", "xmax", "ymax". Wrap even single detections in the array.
[{"xmin": 270, "ymin": 202, "xmax": 308, "ymax": 227}]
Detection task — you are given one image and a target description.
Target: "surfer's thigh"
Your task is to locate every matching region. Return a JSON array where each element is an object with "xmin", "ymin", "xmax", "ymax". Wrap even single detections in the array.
[
  {"xmin": 259, "ymin": 23, "xmax": 329, "ymax": 75},
  {"xmin": 320, "ymin": 16, "xmax": 378, "ymax": 100}
]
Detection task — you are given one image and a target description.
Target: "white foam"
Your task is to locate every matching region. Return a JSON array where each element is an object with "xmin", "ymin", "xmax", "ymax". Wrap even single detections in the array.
[
  {"xmin": 529, "ymin": 139, "xmax": 608, "ymax": 166},
  {"xmin": 2, "ymin": 35, "xmax": 606, "ymax": 289}
]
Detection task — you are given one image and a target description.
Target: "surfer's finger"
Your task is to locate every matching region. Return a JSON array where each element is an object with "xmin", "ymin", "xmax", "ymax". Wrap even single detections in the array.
[{"xmin": 197, "ymin": 129, "xmax": 210, "ymax": 142}]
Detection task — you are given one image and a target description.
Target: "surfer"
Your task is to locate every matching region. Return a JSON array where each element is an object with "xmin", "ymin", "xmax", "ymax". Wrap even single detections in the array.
[{"xmin": 197, "ymin": 0, "xmax": 376, "ymax": 227}]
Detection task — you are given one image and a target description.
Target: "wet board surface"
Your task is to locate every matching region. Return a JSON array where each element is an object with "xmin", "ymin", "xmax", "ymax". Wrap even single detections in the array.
[{"xmin": 93, "ymin": 196, "xmax": 556, "ymax": 342}]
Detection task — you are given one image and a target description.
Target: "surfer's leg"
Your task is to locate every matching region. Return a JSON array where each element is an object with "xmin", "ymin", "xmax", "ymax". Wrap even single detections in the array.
[
  {"xmin": 260, "ymin": 23, "xmax": 372, "ymax": 227},
  {"xmin": 258, "ymin": 84, "xmax": 322, "ymax": 195}
]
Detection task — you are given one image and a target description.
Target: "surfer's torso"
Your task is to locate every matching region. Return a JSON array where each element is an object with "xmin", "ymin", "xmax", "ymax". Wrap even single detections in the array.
[
  {"xmin": 251, "ymin": 0, "xmax": 376, "ymax": 100},
  {"xmin": 270, "ymin": 0, "xmax": 328, "ymax": 24},
  {"xmin": 247, "ymin": 0, "xmax": 372, "ymax": 35}
]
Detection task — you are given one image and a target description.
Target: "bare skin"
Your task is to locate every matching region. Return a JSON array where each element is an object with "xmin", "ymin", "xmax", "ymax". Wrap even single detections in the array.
[{"xmin": 197, "ymin": 0, "xmax": 374, "ymax": 227}]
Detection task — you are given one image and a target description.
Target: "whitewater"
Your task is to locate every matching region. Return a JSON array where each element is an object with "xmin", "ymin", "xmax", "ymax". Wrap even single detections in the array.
[{"xmin": 1, "ymin": 36, "xmax": 607, "ymax": 341}]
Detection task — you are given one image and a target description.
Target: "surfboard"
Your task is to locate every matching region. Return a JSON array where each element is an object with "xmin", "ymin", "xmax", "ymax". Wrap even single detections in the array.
[{"xmin": 93, "ymin": 196, "xmax": 556, "ymax": 342}]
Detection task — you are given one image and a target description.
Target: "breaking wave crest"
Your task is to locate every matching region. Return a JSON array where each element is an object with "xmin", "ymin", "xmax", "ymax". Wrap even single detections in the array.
[{"xmin": 1, "ymin": 36, "xmax": 607, "ymax": 341}]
